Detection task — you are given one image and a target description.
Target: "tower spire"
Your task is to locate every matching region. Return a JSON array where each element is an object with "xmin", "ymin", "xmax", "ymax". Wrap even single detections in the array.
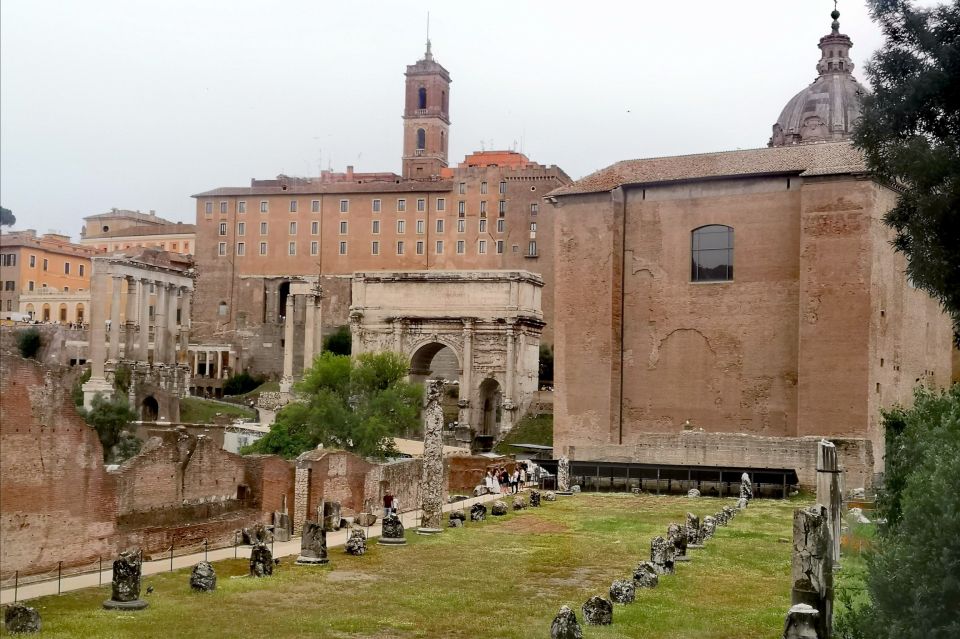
[
  {"xmin": 425, "ymin": 12, "xmax": 433, "ymax": 60},
  {"xmin": 831, "ymin": 1, "xmax": 841, "ymax": 34}
]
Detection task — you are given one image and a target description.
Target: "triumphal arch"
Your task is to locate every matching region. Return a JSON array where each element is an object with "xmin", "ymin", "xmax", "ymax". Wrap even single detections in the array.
[{"xmin": 349, "ymin": 271, "xmax": 544, "ymax": 437}]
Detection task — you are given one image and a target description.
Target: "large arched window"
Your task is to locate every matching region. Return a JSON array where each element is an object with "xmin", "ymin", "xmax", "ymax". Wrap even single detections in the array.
[
  {"xmin": 418, "ymin": 87, "xmax": 427, "ymax": 110},
  {"xmin": 691, "ymin": 225, "xmax": 734, "ymax": 282},
  {"xmin": 416, "ymin": 128, "xmax": 426, "ymax": 150}
]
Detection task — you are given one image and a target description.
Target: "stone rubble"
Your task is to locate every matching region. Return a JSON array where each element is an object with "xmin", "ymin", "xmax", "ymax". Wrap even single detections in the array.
[
  {"xmin": 782, "ymin": 603, "xmax": 821, "ymax": 639},
  {"xmin": 550, "ymin": 605, "xmax": 584, "ymax": 639},
  {"xmin": 790, "ymin": 505, "xmax": 833, "ymax": 639},
  {"xmin": 189, "ymin": 561, "xmax": 217, "ymax": 592},
  {"xmin": 4, "ymin": 603, "xmax": 41, "ymax": 634},
  {"xmin": 345, "ymin": 526, "xmax": 367, "ymax": 556},
  {"xmin": 701, "ymin": 515, "xmax": 717, "ymax": 540},
  {"xmin": 581, "ymin": 596, "xmax": 613, "ymax": 625},
  {"xmin": 650, "ymin": 535, "xmax": 675, "ymax": 575},
  {"xmin": 609, "ymin": 579, "xmax": 636, "ymax": 604},
  {"xmin": 740, "ymin": 472, "xmax": 754, "ymax": 501},
  {"xmin": 687, "ymin": 488, "xmax": 701, "ymax": 498},
  {"xmin": 570, "ymin": 485, "xmax": 581, "ymax": 494},
  {"xmin": 632, "ymin": 561, "xmax": 660, "ymax": 589},
  {"xmin": 667, "ymin": 522, "xmax": 688, "ymax": 561},
  {"xmin": 492, "ymin": 500, "xmax": 508, "ymax": 516},
  {"xmin": 686, "ymin": 512, "xmax": 703, "ymax": 547},
  {"xmin": 530, "ymin": 490, "xmax": 542, "ymax": 507},
  {"xmin": 544, "ymin": 491, "xmax": 557, "ymax": 502},
  {"xmin": 249, "ymin": 542, "xmax": 274, "ymax": 577},
  {"xmin": 557, "ymin": 456, "xmax": 570, "ymax": 492},
  {"xmin": 354, "ymin": 512, "xmax": 378, "ymax": 527},
  {"xmin": 470, "ymin": 503, "xmax": 487, "ymax": 522},
  {"xmin": 296, "ymin": 519, "xmax": 329, "ymax": 565},
  {"xmin": 513, "ymin": 496, "xmax": 527, "ymax": 510},
  {"xmin": 448, "ymin": 517, "xmax": 463, "ymax": 528}
]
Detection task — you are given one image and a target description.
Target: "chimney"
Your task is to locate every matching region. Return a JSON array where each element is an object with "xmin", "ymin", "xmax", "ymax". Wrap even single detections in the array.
[
  {"xmin": 149, "ymin": 210, "xmax": 156, "ymax": 216},
  {"xmin": 346, "ymin": 165, "xmax": 354, "ymax": 179}
]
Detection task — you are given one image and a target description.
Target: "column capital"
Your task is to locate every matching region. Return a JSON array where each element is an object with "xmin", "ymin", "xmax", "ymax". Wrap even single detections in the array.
[{"xmin": 462, "ymin": 319, "xmax": 475, "ymax": 332}]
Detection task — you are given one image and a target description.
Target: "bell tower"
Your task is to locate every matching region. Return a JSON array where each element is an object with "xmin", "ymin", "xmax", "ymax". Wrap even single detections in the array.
[{"xmin": 402, "ymin": 37, "xmax": 451, "ymax": 179}]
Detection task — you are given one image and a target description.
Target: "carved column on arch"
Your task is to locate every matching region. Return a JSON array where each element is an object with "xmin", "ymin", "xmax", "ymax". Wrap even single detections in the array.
[{"xmin": 459, "ymin": 320, "xmax": 474, "ymax": 428}]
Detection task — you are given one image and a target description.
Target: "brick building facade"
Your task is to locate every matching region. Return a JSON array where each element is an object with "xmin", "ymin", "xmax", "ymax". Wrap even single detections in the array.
[{"xmin": 190, "ymin": 43, "xmax": 569, "ymax": 377}]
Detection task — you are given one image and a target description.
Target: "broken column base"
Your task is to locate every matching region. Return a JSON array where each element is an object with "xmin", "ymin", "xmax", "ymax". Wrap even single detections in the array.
[
  {"xmin": 102, "ymin": 599, "xmax": 149, "ymax": 611},
  {"xmin": 294, "ymin": 556, "xmax": 329, "ymax": 566},
  {"xmin": 688, "ymin": 544, "xmax": 704, "ymax": 550},
  {"xmin": 82, "ymin": 377, "xmax": 115, "ymax": 410},
  {"xmin": 378, "ymin": 536, "xmax": 407, "ymax": 545},
  {"xmin": 416, "ymin": 527, "xmax": 443, "ymax": 535}
]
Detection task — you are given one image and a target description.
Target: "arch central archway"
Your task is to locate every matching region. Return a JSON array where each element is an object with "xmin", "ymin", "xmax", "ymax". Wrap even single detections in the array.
[{"xmin": 409, "ymin": 341, "xmax": 461, "ymax": 386}]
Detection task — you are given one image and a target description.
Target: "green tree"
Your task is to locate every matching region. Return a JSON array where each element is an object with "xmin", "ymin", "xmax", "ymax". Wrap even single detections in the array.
[
  {"xmin": 244, "ymin": 351, "xmax": 421, "ymax": 459},
  {"xmin": 853, "ymin": 0, "xmax": 960, "ymax": 333},
  {"xmin": 79, "ymin": 393, "xmax": 139, "ymax": 463},
  {"xmin": 838, "ymin": 386, "xmax": 960, "ymax": 639},
  {"xmin": 223, "ymin": 371, "xmax": 265, "ymax": 396},
  {"xmin": 323, "ymin": 325, "xmax": 352, "ymax": 355},
  {"xmin": 0, "ymin": 207, "xmax": 14, "ymax": 227},
  {"xmin": 538, "ymin": 344, "xmax": 554, "ymax": 385}
]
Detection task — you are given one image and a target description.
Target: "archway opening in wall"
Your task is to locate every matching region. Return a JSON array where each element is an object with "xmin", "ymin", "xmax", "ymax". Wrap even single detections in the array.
[
  {"xmin": 59, "ymin": 304, "xmax": 68, "ymax": 323},
  {"xmin": 141, "ymin": 395, "xmax": 159, "ymax": 421},
  {"xmin": 42, "ymin": 304, "xmax": 51, "ymax": 322},
  {"xmin": 75, "ymin": 303, "xmax": 84, "ymax": 324},
  {"xmin": 409, "ymin": 341, "xmax": 461, "ymax": 434},
  {"xmin": 479, "ymin": 378, "xmax": 502, "ymax": 437},
  {"xmin": 278, "ymin": 281, "xmax": 291, "ymax": 323}
]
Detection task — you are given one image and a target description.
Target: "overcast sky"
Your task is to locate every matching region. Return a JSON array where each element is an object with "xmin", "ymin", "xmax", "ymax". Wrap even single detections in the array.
[{"xmin": 0, "ymin": 1, "xmax": 940, "ymax": 239}]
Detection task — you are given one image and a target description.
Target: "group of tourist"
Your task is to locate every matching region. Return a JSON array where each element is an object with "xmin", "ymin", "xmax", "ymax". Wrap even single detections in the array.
[{"xmin": 483, "ymin": 464, "xmax": 531, "ymax": 495}]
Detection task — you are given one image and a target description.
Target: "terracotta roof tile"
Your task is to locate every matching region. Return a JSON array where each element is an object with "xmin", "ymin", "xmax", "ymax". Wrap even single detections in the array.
[{"xmin": 548, "ymin": 142, "xmax": 867, "ymax": 197}]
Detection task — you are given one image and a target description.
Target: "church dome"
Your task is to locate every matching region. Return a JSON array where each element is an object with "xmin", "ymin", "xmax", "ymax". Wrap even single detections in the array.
[{"xmin": 769, "ymin": 9, "xmax": 868, "ymax": 147}]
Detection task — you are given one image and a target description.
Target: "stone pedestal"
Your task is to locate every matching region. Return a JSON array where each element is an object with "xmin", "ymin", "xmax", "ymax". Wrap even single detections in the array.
[
  {"xmin": 378, "ymin": 514, "xmax": 407, "ymax": 546},
  {"xmin": 82, "ymin": 376, "xmax": 114, "ymax": 410},
  {"xmin": 782, "ymin": 603, "xmax": 821, "ymax": 639},
  {"xmin": 296, "ymin": 520, "xmax": 329, "ymax": 565},
  {"xmin": 103, "ymin": 550, "xmax": 148, "ymax": 610}
]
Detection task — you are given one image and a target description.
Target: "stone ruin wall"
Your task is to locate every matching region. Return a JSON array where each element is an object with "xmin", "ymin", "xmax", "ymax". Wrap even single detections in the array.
[{"xmin": 568, "ymin": 431, "xmax": 874, "ymax": 491}]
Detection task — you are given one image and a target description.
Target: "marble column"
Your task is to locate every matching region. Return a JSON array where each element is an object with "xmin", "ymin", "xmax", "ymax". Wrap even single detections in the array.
[
  {"xmin": 166, "ymin": 285, "xmax": 178, "ymax": 364},
  {"xmin": 137, "ymin": 278, "xmax": 150, "ymax": 361},
  {"xmin": 460, "ymin": 320, "xmax": 474, "ymax": 427},
  {"xmin": 192, "ymin": 350, "xmax": 199, "ymax": 376},
  {"xmin": 81, "ymin": 266, "xmax": 113, "ymax": 408},
  {"xmin": 207, "ymin": 350, "xmax": 214, "ymax": 377},
  {"xmin": 108, "ymin": 275, "xmax": 123, "ymax": 361},
  {"xmin": 505, "ymin": 322, "xmax": 516, "ymax": 404},
  {"xmin": 312, "ymin": 291, "xmax": 323, "ymax": 358},
  {"xmin": 124, "ymin": 277, "xmax": 137, "ymax": 359},
  {"xmin": 303, "ymin": 293, "xmax": 316, "ymax": 371},
  {"xmin": 280, "ymin": 295, "xmax": 295, "ymax": 392},
  {"xmin": 178, "ymin": 288, "xmax": 191, "ymax": 365},
  {"xmin": 154, "ymin": 281, "xmax": 167, "ymax": 363}
]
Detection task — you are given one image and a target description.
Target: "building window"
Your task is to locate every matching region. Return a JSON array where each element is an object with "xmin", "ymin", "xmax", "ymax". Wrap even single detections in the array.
[
  {"xmin": 236, "ymin": 242, "xmax": 246, "ymax": 256},
  {"xmin": 260, "ymin": 242, "xmax": 268, "ymax": 255},
  {"xmin": 289, "ymin": 200, "xmax": 298, "ymax": 213},
  {"xmin": 478, "ymin": 240, "xmax": 487, "ymax": 254},
  {"xmin": 29, "ymin": 255, "xmax": 36, "ymax": 268},
  {"xmin": 499, "ymin": 181, "xmax": 507, "ymax": 194},
  {"xmin": 310, "ymin": 241, "xmax": 318, "ymax": 255},
  {"xmin": 457, "ymin": 219, "xmax": 466, "ymax": 233},
  {"xmin": 0, "ymin": 254, "xmax": 14, "ymax": 267},
  {"xmin": 530, "ymin": 222, "xmax": 537, "ymax": 232},
  {"xmin": 496, "ymin": 240, "xmax": 504, "ymax": 254},
  {"xmin": 219, "ymin": 222, "xmax": 227, "ymax": 236},
  {"xmin": 416, "ymin": 240, "xmax": 424, "ymax": 255},
  {"xmin": 397, "ymin": 220, "xmax": 406, "ymax": 234},
  {"xmin": 205, "ymin": 201, "xmax": 213, "ymax": 214},
  {"xmin": 288, "ymin": 241, "xmax": 296, "ymax": 256},
  {"xmin": 531, "ymin": 202, "xmax": 539, "ymax": 215},
  {"xmin": 42, "ymin": 258, "xmax": 48, "ymax": 271},
  {"xmin": 691, "ymin": 225, "xmax": 734, "ymax": 282},
  {"xmin": 311, "ymin": 200, "xmax": 320, "ymax": 213},
  {"xmin": 237, "ymin": 222, "xmax": 246, "ymax": 236},
  {"xmin": 418, "ymin": 86, "xmax": 427, "ymax": 109},
  {"xmin": 416, "ymin": 220, "xmax": 425, "ymax": 234},
  {"xmin": 220, "ymin": 201, "xmax": 228, "ymax": 214},
  {"xmin": 416, "ymin": 129, "xmax": 426, "ymax": 150},
  {"xmin": 372, "ymin": 220, "xmax": 380, "ymax": 234},
  {"xmin": 260, "ymin": 200, "xmax": 268, "ymax": 213},
  {"xmin": 28, "ymin": 280, "xmax": 35, "ymax": 291},
  {"xmin": 340, "ymin": 199, "xmax": 349, "ymax": 213},
  {"xmin": 436, "ymin": 240, "xmax": 444, "ymax": 254},
  {"xmin": 458, "ymin": 201, "xmax": 465, "ymax": 216},
  {"xmin": 238, "ymin": 200, "xmax": 247, "ymax": 214},
  {"xmin": 458, "ymin": 182, "xmax": 466, "ymax": 195},
  {"xmin": 289, "ymin": 221, "xmax": 297, "ymax": 235},
  {"xmin": 436, "ymin": 219, "xmax": 445, "ymax": 233},
  {"xmin": 456, "ymin": 240, "xmax": 465, "ymax": 254},
  {"xmin": 497, "ymin": 219, "xmax": 505, "ymax": 233},
  {"xmin": 397, "ymin": 241, "xmax": 405, "ymax": 255},
  {"xmin": 260, "ymin": 222, "xmax": 268, "ymax": 235},
  {"xmin": 4, "ymin": 281, "xmax": 14, "ymax": 291},
  {"xmin": 372, "ymin": 199, "xmax": 381, "ymax": 213},
  {"xmin": 499, "ymin": 200, "xmax": 506, "ymax": 214},
  {"xmin": 480, "ymin": 181, "xmax": 488, "ymax": 195},
  {"xmin": 436, "ymin": 198, "xmax": 445, "ymax": 211},
  {"xmin": 218, "ymin": 301, "xmax": 228, "ymax": 317},
  {"xmin": 397, "ymin": 199, "xmax": 406, "ymax": 212},
  {"xmin": 218, "ymin": 242, "xmax": 227, "ymax": 256},
  {"xmin": 339, "ymin": 241, "xmax": 347, "ymax": 255},
  {"xmin": 480, "ymin": 201, "xmax": 487, "ymax": 215},
  {"xmin": 311, "ymin": 221, "xmax": 319, "ymax": 235},
  {"xmin": 479, "ymin": 219, "xmax": 487, "ymax": 233},
  {"xmin": 78, "ymin": 264, "xmax": 84, "ymax": 276},
  {"xmin": 64, "ymin": 262, "xmax": 71, "ymax": 275},
  {"xmin": 528, "ymin": 241, "xmax": 537, "ymax": 256},
  {"xmin": 340, "ymin": 221, "xmax": 348, "ymax": 235},
  {"xmin": 371, "ymin": 241, "xmax": 380, "ymax": 255},
  {"xmin": 417, "ymin": 198, "xmax": 425, "ymax": 212}
]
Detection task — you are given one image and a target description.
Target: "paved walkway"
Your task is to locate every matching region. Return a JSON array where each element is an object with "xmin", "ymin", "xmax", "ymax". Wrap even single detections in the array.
[{"xmin": 0, "ymin": 491, "xmax": 516, "ymax": 604}]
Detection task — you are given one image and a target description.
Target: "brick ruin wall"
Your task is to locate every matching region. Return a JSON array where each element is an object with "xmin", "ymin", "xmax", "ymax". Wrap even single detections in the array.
[{"xmin": 569, "ymin": 431, "xmax": 874, "ymax": 491}]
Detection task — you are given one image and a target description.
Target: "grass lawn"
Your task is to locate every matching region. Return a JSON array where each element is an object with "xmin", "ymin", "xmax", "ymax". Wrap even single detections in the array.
[
  {"xmin": 493, "ymin": 413, "xmax": 553, "ymax": 454},
  {"xmin": 4, "ymin": 493, "xmax": 802, "ymax": 638},
  {"xmin": 179, "ymin": 397, "xmax": 256, "ymax": 424},
  {"xmin": 221, "ymin": 380, "xmax": 281, "ymax": 406}
]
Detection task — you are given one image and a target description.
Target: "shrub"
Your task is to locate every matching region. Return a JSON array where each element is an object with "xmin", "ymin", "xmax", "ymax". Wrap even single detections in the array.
[
  {"xmin": 538, "ymin": 344, "xmax": 554, "ymax": 385},
  {"xmin": 16, "ymin": 328, "xmax": 41, "ymax": 359},
  {"xmin": 78, "ymin": 393, "xmax": 139, "ymax": 463},
  {"xmin": 324, "ymin": 325, "xmax": 352, "ymax": 356},
  {"xmin": 223, "ymin": 371, "xmax": 265, "ymax": 396}
]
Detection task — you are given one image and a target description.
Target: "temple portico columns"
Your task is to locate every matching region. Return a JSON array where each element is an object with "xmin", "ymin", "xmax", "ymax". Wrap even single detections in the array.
[
  {"xmin": 154, "ymin": 281, "xmax": 167, "ymax": 362},
  {"xmin": 192, "ymin": 350, "xmax": 200, "ymax": 376},
  {"xmin": 280, "ymin": 294, "xmax": 296, "ymax": 392},
  {"xmin": 178, "ymin": 288, "xmax": 191, "ymax": 365},
  {"xmin": 303, "ymin": 293, "xmax": 316, "ymax": 371},
  {"xmin": 108, "ymin": 275, "xmax": 123, "ymax": 361},
  {"xmin": 124, "ymin": 277, "xmax": 138, "ymax": 358},
  {"xmin": 165, "ymin": 284, "xmax": 178, "ymax": 364},
  {"xmin": 137, "ymin": 278, "xmax": 150, "ymax": 361}
]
